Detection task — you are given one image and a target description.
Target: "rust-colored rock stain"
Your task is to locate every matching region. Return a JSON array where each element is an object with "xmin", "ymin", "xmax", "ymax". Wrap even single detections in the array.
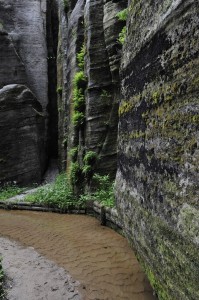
[{"xmin": 0, "ymin": 210, "xmax": 156, "ymax": 300}]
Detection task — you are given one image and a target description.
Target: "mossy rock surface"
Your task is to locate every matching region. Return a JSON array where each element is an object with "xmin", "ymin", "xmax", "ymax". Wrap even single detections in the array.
[{"xmin": 116, "ymin": 0, "xmax": 199, "ymax": 299}]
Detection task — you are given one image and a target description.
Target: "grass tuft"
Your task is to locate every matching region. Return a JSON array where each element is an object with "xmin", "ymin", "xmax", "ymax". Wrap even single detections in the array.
[
  {"xmin": 80, "ymin": 174, "xmax": 115, "ymax": 208},
  {"xmin": 0, "ymin": 183, "xmax": 25, "ymax": 201},
  {"xmin": 116, "ymin": 8, "xmax": 128, "ymax": 21},
  {"xmin": 25, "ymin": 173, "xmax": 80, "ymax": 210}
]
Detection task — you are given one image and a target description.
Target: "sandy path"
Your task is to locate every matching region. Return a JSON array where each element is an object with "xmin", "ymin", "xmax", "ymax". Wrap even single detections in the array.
[
  {"xmin": 0, "ymin": 237, "xmax": 82, "ymax": 300},
  {"xmin": 0, "ymin": 210, "xmax": 156, "ymax": 300}
]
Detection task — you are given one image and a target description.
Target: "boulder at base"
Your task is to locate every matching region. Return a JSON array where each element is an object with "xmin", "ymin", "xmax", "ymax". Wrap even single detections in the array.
[{"xmin": 0, "ymin": 84, "xmax": 46, "ymax": 186}]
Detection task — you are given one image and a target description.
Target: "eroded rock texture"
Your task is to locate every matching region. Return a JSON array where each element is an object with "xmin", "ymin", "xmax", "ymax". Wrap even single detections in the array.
[
  {"xmin": 116, "ymin": 0, "xmax": 199, "ymax": 299},
  {"xmin": 57, "ymin": 0, "xmax": 127, "ymax": 186},
  {"xmin": 0, "ymin": 85, "xmax": 45, "ymax": 185},
  {"xmin": 0, "ymin": 0, "xmax": 48, "ymax": 109},
  {"xmin": 0, "ymin": 31, "xmax": 27, "ymax": 88},
  {"xmin": 0, "ymin": 0, "xmax": 50, "ymax": 185}
]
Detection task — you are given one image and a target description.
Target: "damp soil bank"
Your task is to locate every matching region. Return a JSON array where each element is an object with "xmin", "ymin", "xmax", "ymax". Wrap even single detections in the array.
[{"xmin": 0, "ymin": 210, "xmax": 156, "ymax": 300}]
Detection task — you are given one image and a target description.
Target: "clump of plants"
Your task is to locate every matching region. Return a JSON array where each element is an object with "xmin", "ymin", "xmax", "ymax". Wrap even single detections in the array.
[
  {"xmin": 72, "ymin": 111, "xmax": 85, "ymax": 127},
  {"xmin": 69, "ymin": 147, "xmax": 78, "ymax": 162},
  {"xmin": 80, "ymin": 174, "xmax": 115, "ymax": 208},
  {"xmin": 77, "ymin": 44, "xmax": 86, "ymax": 69},
  {"xmin": 0, "ymin": 183, "xmax": 25, "ymax": 201},
  {"xmin": 25, "ymin": 172, "xmax": 115, "ymax": 210},
  {"xmin": 118, "ymin": 26, "xmax": 127, "ymax": 45},
  {"xmin": 70, "ymin": 43, "xmax": 87, "ymax": 183},
  {"xmin": 92, "ymin": 174, "xmax": 115, "ymax": 207},
  {"xmin": 72, "ymin": 44, "xmax": 87, "ymax": 128},
  {"xmin": 70, "ymin": 162, "xmax": 82, "ymax": 185},
  {"xmin": 26, "ymin": 173, "xmax": 80, "ymax": 210},
  {"xmin": 0, "ymin": 257, "xmax": 4, "ymax": 299},
  {"xmin": 56, "ymin": 86, "xmax": 63, "ymax": 96},
  {"xmin": 116, "ymin": 8, "xmax": 128, "ymax": 21},
  {"xmin": 82, "ymin": 151, "xmax": 98, "ymax": 178},
  {"xmin": 116, "ymin": 8, "xmax": 128, "ymax": 45}
]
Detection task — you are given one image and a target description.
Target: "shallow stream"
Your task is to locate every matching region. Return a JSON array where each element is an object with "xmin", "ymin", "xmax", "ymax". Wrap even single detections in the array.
[{"xmin": 0, "ymin": 210, "xmax": 156, "ymax": 300}]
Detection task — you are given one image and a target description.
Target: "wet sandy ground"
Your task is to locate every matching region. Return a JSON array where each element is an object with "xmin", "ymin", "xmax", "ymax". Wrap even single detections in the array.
[
  {"xmin": 0, "ymin": 237, "xmax": 82, "ymax": 300},
  {"xmin": 0, "ymin": 210, "xmax": 156, "ymax": 300}
]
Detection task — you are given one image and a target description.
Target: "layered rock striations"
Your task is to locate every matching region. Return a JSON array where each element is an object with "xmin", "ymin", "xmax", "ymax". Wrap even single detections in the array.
[
  {"xmin": 57, "ymin": 0, "xmax": 127, "ymax": 187},
  {"xmin": 0, "ymin": 0, "xmax": 48, "ymax": 108},
  {"xmin": 0, "ymin": 0, "xmax": 198, "ymax": 298},
  {"xmin": 0, "ymin": 85, "xmax": 45, "ymax": 185},
  {"xmin": 116, "ymin": 0, "xmax": 199, "ymax": 299},
  {"xmin": 0, "ymin": 31, "xmax": 27, "ymax": 88},
  {"xmin": 0, "ymin": 0, "xmax": 49, "ymax": 185}
]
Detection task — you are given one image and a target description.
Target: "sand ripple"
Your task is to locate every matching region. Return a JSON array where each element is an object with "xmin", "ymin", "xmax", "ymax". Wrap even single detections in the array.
[{"xmin": 0, "ymin": 210, "xmax": 156, "ymax": 300}]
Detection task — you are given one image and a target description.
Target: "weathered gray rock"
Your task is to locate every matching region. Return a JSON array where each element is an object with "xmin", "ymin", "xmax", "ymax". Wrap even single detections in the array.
[
  {"xmin": 0, "ymin": 85, "xmax": 45, "ymax": 186},
  {"xmin": 46, "ymin": 0, "xmax": 59, "ymax": 157},
  {"xmin": 103, "ymin": 0, "xmax": 126, "ymax": 82},
  {"xmin": 0, "ymin": 0, "xmax": 53, "ymax": 185},
  {"xmin": 57, "ymin": 1, "xmax": 68, "ymax": 170},
  {"xmin": 57, "ymin": 0, "xmax": 127, "ymax": 183},
  {"xmin": 84, "ymin": 0, "xmax": 114, "ymax": 176},
  {"xmin": 116, "ymin": 0, "xmax": 199, "ymax": 299},
  {"xmin": 0, "ymin": 0, "xmax": 48, "ymax": 110},
  {"xmin": 0, "ymin": 31, "xmax": 27, "ymax": 88}
]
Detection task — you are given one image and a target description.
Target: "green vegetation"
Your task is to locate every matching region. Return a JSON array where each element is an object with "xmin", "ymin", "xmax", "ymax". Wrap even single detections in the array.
[
  {"xmin": 69, "ymin": 147, "xmax": 78, "ymax": 162},
  {"xmin": 24, "ymin": 172, "xmax": 115, "ymax": 209},
  {"xmin": 72, "ymin": 111, "xmax": 85, "ymax": 127},
  {"xmin": 82, "ymin": 164, "xmax": 92, "ymax": 177},
  {"xmin": 70, "ymin": 162, "xmax": 82, "ymax": 185},
  {"xmin": 25, "ymin": 173, "xmax": 82, "ymax": 210},
  {"xmin": 145, "ymin": 267, "xmax": 169, "ymax": 300},
  {"xmin": 118, "ymin": 26, "xmax": 127, "ymax": 45},
  {"xmin": 81, "ymin": 174, "xmax": 115, "ymax": 208},
  {"xmin": 83, "ymin": 151, "xmax": 98, "ymax": 165},
  {"xmin": 72, "ymin": 45, "xmax": 87, "ymax": 128},
  {"xmin": 0, "ymin": 183, "xmax": 25, "ymax": 201},
  {"xmin": 25, "ymin": 173, "xmax": 115, "ymax": 210},
  {"xmin": 116, "ymin": 8, "xmax": 128, "ymax": 45},
  {"xmin": 92, "ymin": 174, "xmax": 115, "ymax": 207},
  {"xmin": 82, "ymin": 151, "xmax": 98, "ymax": 179},
  {"xmin": 116, "ymin": 8, "xmax": 128, "ymax": 21},
  {"xmin": 77, "ymin": 44, "xmax": 86, "ymax": 69},
  {"xmin": 73, "ymin": 71, "xmax": 87, "ymax": 89},
  {"xmin": 0, "ymin": 257, "xmax": 4, "ymax": 299},
  {"xmin": 56, "ymin": 86, "xmax": 63, "ymax": 95},
  {"xmin": 70, "ymin": 43, "xmax": 87, "ymax": 184},
  {"xmin": 73, "ymin": 87, "xmax": 85, "ymax": 111}
]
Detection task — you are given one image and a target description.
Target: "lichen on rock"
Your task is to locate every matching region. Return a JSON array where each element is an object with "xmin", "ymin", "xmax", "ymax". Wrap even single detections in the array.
[{"xmin": 116, "ymin": 0, "xmax": 199, "ymax": 299}]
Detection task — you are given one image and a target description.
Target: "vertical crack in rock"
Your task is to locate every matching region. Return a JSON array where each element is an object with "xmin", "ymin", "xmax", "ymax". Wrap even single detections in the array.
[{"xmin": 46, "ymin": 0, "xmax": 59, "ymax": 159}]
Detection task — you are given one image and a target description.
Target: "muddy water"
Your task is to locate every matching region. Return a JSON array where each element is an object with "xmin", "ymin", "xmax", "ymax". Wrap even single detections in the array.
[{"xmin": 0, "ymin": 210, "xmax": 156, "ymax": 300}]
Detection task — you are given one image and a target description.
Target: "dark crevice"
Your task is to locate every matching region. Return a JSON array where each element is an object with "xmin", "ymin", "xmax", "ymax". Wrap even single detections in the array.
[{"xmin": 46, "ymin": 0, "xmax": 59, "ymax": 159}]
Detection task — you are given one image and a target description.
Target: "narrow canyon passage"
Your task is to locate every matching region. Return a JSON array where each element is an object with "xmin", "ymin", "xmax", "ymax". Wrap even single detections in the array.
[{"xmin": 0, "ymin": 210, "xmax": 156, "ymax": 300}]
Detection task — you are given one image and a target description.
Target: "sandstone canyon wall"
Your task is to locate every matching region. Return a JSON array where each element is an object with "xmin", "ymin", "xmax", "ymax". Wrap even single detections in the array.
[
  {"xmin": 116, "ymin": 0, "xmax": 199, "ymax": 299},
  {"xmin": 0, "ymin": 0, "xmax": 199, "ymax": 299},
  {"xmin": 0, "ymin": 0, "xmax": 48, "ymax": 185}
]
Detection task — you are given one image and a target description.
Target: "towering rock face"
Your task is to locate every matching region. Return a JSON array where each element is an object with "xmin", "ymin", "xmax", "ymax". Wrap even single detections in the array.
[
  {"xmin": 0, "ymin": 0, "xmax": 48, "ymax": 109},
  {"xmin": 0, "ymin": 85, "xmax": 45, "ymax": 185},
  {"xmin": 57, "ymin": 0, "xmax": 127, "ymax": 187},
  {"xmin": 0, "ymin": 1, "xmax": 198, "ymax": 298},
  {"xmin": 0, "ymin": 31, "xmax": 27, "ymax": 88},
  {"xmin": 116, "ymin": 0, "xmax": 199, "ymax": 299},
  {"xmin": 0, "ymin": 0, "xmax": 48, "ymax": 185}
]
